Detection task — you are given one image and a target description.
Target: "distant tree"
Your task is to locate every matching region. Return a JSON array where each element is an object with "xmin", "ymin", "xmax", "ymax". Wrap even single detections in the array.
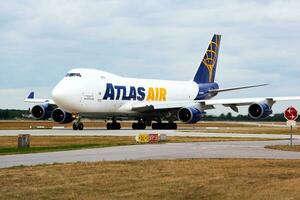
[{"xmin": 226, "ymin": 112, "xmax": 232, "ymax": 120}]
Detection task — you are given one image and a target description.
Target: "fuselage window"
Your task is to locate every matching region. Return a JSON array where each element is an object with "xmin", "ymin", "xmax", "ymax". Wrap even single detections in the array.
[{"xmin": 65, "ymin": 73, "xmax": 82, "ymax": 77}]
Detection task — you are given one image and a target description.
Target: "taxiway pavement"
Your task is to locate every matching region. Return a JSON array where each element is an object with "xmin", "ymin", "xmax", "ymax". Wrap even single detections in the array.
[
  {"xmin": 0, "ymin": 129, "xmax": 299, "ymax": 168},
  {"xmin": 0, "ymin": 129, "xmax": 298, "ymax": 139},
  {"xmin": 0, "ymin": 139, "xmax": 299, "ymax": 168}
]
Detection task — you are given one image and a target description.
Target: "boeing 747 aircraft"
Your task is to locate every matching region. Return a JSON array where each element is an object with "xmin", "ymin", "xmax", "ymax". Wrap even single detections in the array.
[{"xmin": 25, "ymin": 34, "xmax": 300, "ymax": 130}]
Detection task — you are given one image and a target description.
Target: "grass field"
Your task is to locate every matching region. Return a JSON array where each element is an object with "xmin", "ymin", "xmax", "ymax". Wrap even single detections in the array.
[
  {"xmin": 266, "ymin": 145, "xmax": 300, "ymax": 152},
  {"xmin": 0, "ymin": 159, "xmax": 300, "ymax": 200},
  {"xmin": 0, "ymin": 136, "xmax": 274, "ymax": 155}
]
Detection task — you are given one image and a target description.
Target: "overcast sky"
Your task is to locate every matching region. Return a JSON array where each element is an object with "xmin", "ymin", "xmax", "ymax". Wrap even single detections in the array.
[{"xmin": 0, "ymin": 0, "xmax": 300, "ymax": 115}]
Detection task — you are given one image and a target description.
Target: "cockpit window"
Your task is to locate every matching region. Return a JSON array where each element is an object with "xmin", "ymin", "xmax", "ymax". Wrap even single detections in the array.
[{"xmin": 65, "ymin": 73, "xmax": 82, "ymax": 77}]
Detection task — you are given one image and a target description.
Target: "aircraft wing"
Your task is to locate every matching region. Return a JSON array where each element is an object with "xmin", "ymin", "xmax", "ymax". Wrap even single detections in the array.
[
  {"xmin": 24, "ymin": 91, "xmax": 56, "ymax": 105},
  {"xmin": 201, "ymin": 96, "xmax": 300, "ymax": 112},
  {"xmin": 131, "ymin": 96, "xmax": 300, "ymax": 113}
]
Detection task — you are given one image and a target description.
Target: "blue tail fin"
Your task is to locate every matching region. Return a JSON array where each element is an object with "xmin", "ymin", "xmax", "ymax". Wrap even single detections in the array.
[
  {"xmin": 27, "ymin": 91, "xmax": 34, "ymax": 99},
  {"xmin": 193, "ymin": 34, "xmax": 221, "ymax": 84}
]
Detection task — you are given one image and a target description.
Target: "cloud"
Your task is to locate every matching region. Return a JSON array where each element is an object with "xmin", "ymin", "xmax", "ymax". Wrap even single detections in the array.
[{"xmin": 0, "ymin": 0, "xmax": 300, "ymax": 114}]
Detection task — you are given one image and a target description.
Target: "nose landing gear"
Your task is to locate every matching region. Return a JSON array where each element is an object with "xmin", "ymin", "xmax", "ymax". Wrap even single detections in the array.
[{"xmin": 73, "ymin": 121, "xmax": 84, "ymax": 130}]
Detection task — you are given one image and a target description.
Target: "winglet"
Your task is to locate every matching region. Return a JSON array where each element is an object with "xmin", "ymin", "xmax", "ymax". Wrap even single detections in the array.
[{"xmin": 27, "ymin": 91, "xmax": 34, "ymax": 99}]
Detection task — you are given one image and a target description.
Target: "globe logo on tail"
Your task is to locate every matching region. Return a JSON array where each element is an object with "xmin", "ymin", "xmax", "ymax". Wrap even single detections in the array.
[{"xmin": 202, "ymin": 35, "xmax": 220, "ymax": 82}]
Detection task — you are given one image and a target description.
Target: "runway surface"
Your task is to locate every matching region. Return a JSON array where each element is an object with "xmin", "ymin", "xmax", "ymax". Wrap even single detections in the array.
[
  {"xmin": 0, "ymin": 129, "xmax": 300, "ymax": 168},
  {"xmin": 0, "ymin": 139, "xmax": 300, "ymax": 168}
]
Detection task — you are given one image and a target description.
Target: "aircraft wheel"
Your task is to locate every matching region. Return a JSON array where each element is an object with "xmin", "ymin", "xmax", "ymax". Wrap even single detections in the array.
[
  {"xmin": 109, "ymin": 122, "xmax": 121, "ymax": 130},
  {"xmin": 73, "ymin": 123, "xmax": 78, "ymax": 130},
  {"xmin": 172, "ymin": 123, "xmax": 177, "ymax": 129},
  {"xmin": 78, "ymin": 123, "xmax": 84, "ymax": 130},
  {"xmin": 168, "ymin": 123, "xmax": 177, "ymax": 130},
  {"xmin": 114, "ymin": 123, "xmax": 121, "ymax": 130},
  {"xmin": 132, "ymin": 122, "xmax": 146, "ymax": 130},
  {"xmin": 138, "ymin": 122, "xmax": 146, "ymax": 129},
  {"xmin": 132, "ymin": 123, "xmax": 137, "ymax": 129},
  {"xmin": 106, "ymin": 123, "xmax": 111, "ymax": 130},
  {"xmin": 152, "ymin": 123, "xmax": 159, "ymax": 129},
  {"xmin": 152, "ymin": 123, "xmax": 177, "ymax": 130}
]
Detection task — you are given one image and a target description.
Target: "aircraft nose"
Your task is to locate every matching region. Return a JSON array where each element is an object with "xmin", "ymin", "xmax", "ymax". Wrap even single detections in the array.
[
  {"xmin": 52, "ymin": 79, "xmax": 81, "ymax": 111},
  {"xmin": 52, "ymin": 82, "xmax": 65, "ymax": 104}
]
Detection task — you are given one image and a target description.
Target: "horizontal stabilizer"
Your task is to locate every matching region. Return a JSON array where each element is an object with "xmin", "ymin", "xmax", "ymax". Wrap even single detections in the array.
[
  {"xmin": 24, "ymin": 91, "xmax": 55, "ymax": 104},
  {"xmin": 209, "ymin": 84, "xmax": 268, "ymax": 94}
]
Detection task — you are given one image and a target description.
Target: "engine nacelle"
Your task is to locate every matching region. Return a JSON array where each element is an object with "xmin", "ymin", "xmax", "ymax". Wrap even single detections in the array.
[
  {"xmin": 248, "ymin": 103, "xmax": 272, "ymax": 119},
  {"xmin": 31, "ymin": 104, "xmax": 53, "ymax": 120},
  {"xmin": 51, "ymin": 108, "xmax": 75, "ymax": 124},
  {"xmin": 177, "ymin": 107, "xmax": 204, "ymax": 123}
]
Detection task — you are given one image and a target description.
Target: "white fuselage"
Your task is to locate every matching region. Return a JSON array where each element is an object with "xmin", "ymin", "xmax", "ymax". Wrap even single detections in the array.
[{"xmin": 52, "ymin": 68, "xmax": 200, "ymax": 115}]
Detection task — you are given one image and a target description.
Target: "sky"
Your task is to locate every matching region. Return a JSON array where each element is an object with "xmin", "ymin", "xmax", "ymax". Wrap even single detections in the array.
[{"xmin": 0, "ymin": 0, "xmax": 300, "ymax": 115}]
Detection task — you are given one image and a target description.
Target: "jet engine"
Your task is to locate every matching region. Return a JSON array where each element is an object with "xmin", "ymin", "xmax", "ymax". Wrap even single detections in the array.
[
  {"xmin": 31, "ymin": 104, "xmax": 54, "ymax": 120},
  {"xmin": 177, "ymin": 107, "xmax": 204, "ymax": 123},
  {"xmin": 51, "ymin": 108, "xmax": 75, "ymax": 124},
  {"xmin": 248, "ymin": 103, "xmax": 272, "ymax": 119}
]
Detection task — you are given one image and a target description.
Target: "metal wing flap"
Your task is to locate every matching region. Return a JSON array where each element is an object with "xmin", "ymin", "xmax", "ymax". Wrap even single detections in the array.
[{"xmin": 131, "ymin": 101, "xmax": 198, "ymax": 112}]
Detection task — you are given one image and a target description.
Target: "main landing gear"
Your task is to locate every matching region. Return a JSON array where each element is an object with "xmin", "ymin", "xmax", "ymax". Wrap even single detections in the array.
[
  {"xmin": 132, "ymin": 120, "xmax": 146, "ymax": 130},
  {"xmin": 73, "ymin": 121, "xmax": 84, "ymax": 130},
  {"xmin": 152, "ymin": 122, "xmax": 177, "ymax": 130},
  {"xmin": 106, "ymin": 118, "xmax": 121, "ymax": 130},
  {"xmin": 131, "ymin": 119, "xmax": 177, "ymax": 130}
]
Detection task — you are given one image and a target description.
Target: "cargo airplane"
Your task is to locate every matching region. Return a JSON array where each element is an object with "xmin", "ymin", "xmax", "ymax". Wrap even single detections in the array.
[{"xmin": 25, "ymin": 34, "xmax": 300, "ymax": 130}]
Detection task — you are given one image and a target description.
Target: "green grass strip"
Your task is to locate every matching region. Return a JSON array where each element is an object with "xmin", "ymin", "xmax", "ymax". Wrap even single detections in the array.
[{"xmin": 0, "ymin": 143, "xmax": 136, "ymax": 155}]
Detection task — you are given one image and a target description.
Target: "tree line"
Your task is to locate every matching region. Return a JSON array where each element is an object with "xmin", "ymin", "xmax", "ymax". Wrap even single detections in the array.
[
  {"xmin": 0, "ymin": 109, "xmax": 297, "ymax": 122},
  {"xmin": 204, "ymin": 112, "xmax": 290, "ymax": 122},
  {"xmin": 0, "ymin": 109, "xmax": 29, "ymax": 120}
]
